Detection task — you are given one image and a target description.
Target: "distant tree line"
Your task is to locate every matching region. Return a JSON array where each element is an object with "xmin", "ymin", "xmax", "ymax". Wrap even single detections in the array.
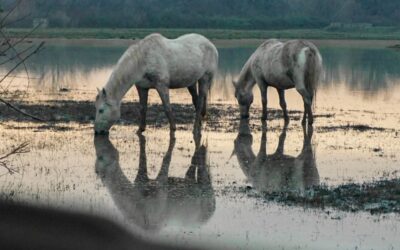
[{"xmin": 2, "ymin": 0, "xmax": 400, "ymax": 29}]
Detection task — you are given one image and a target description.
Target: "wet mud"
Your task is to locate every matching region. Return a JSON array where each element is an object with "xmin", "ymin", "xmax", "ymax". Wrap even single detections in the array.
[{"xmin": 2, "ymin": 100, "xmax": 380, "ymax": 133}]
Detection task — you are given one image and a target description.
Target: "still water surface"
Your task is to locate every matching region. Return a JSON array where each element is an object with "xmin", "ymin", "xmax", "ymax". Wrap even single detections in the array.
[{"xmin": 2, "ymin": 40, "xmax": 400, "ymax": 96}]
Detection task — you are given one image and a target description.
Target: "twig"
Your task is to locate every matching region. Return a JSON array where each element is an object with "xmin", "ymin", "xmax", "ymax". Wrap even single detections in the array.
[
  {"xmin": 0, "ymin": 24, "xmax": 41, "ymax": 56},
  {"xmin": 0, "ymin": 1, "xmax": 46, "ymax": 122},
  {"xmin": 1, "ymin": 12, "xmax": 31, "ymax": 28},
  {"xmin": 0, "ymin": 44, "xmax": 35, "ymax": 65},
  {"xmin": 0, "ymin": 0, "xmax": 22, "ymax": 28},
  {"xmin": 0, "ymin": 142, "xmax": 29, "ymax": 161},
  {"xmin": 0, "ymin": 41, "xmax": 44, "ymax": 84},
  {"xmin": 0, "ymin": 97, "xmax": 46, "ymax": 121},
  {"xmin": 0, "ymin": 30, "xmax": 37, "ymax": 88},
  {"xmin": 0, "ymin": 142, "xmax": 29, "ymax": 175}
]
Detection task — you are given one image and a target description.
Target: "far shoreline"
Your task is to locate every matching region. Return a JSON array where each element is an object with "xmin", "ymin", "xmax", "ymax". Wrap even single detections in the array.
[
  {"xmin": 7, "ymin": 27, "xmax": 400, "ymax": 44},
  {"xmin": 21, "ymin": 37, "xmax": 400, "ymax": 49}
]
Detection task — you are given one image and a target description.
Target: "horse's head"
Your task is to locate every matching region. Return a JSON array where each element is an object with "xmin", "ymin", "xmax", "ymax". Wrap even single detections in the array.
[
  {"xmin": 94, "ymin": 88, "xmax": 120, "ymax": 135},
  {"xmin": 233, "ymin": 80, "xmax": 253, "ymax": 119}
]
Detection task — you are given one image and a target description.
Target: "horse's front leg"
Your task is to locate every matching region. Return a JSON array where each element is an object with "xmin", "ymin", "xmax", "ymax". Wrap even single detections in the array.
[
  {"xmin": 195, "ymin": 75, "xmax": 212, "ymax": 129},
  {"xmin": 258, "ymin": 82, "xmax": 268, "ymax": 120},
  {"xmin": 187, "ymin": 84, "xmax": 198, "ymax": 111},
  {"xmin": 155, "ymin": 84, "xmax": 176, "ymax": 131},
  {"xmin": 277, "ymin": 89, "xmax": 289, "ymax": 123},
  {"xmin": 136, "ymin": 86, "xmax": 149, "ymax": 133}
]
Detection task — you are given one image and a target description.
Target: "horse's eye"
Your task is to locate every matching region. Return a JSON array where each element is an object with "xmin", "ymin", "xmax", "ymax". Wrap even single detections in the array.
[{"xmin": 99, "ymin": 109, "xmax": 104, "ymax": 114}]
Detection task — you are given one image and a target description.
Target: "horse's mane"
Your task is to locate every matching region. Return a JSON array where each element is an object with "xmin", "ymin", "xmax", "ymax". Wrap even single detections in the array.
[{"xmin": 237, "ymin": 54, "xmax": 256, "ymax": 88}]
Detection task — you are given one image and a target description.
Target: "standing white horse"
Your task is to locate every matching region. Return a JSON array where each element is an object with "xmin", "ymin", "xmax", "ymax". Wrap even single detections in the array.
[
  {"xmin": 233, "ymin": 39, "xmax": 322, "ymax": 125},
  {"xmin": 94, "ymin": 33, "xmax": 218, "ymax": 134}
]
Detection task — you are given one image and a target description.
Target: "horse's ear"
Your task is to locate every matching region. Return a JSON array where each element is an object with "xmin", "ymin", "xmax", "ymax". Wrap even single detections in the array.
[
  {"xmin": 232, "ymin": 80, "xmax": 238, "ymax": 88},
  {"xmin": 96, "ymin": 87, "xmax": 101, "ymax": 94},
  {"xmin": 102, "ymin": 88, "xmax": 107, "ymax": 97}
]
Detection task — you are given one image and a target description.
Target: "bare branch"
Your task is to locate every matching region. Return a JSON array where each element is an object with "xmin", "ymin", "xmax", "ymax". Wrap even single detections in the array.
[
  {"xmin": 0, "ymin": 97, "xmax": 46, "ymax": 121},
  {"xmin": 0, "ymin": 142, "xmax": 29, "ymax": 175},
  {"xmin": 0, "ymin": 142, "xmax": 29, "ymax": 161},
  {"xmin": 0, "ymin": 0, "xmax": 23, "ymax": 28},
  {"xmin": 0, "ymin": 44, "xmax": 35, "ymax": 65},
  {"xmin": 0, "ymin": 41, "xmax": 44, "ymax": 84},
  {"xmin": 0, "ymin": 1, "xmax": 46, "ymax": 122},
  {"xmin": 1, "ymin": 12, "xmax": 31, "ymax": 28},
  {"xmin": 0, "ymin": 24, "xmax": 41, "ymax": 56}
]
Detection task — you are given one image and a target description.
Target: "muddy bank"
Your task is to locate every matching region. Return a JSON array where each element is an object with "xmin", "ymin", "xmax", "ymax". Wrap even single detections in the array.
[
  {"xmin": 234, "ymin": 178, "xmax": 400, "ymax": 214},
  {"xmin": 3, "ymin": 100, "xmax": 386, "ymax": 133}
]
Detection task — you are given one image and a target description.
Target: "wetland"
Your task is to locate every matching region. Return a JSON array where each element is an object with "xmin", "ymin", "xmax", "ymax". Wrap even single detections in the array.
[{"xmin": 1, "ymin": 39, "xmax": 400, "ymax": 249}]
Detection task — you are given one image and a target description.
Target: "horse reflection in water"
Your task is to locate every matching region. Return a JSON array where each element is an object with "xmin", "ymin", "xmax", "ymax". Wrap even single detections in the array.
[
  {"xmin": 234, "ymin": 120, "xmax": 319, "ymax": 194},
  {"xmin": 94, "ymin": 132, "xmax": 215, "ymax": 231}
]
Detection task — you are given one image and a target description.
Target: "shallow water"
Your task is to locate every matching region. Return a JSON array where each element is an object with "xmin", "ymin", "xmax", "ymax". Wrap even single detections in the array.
[{"xmin": 1, "ymin": 39, "xmax": 400, "ymax": 249}]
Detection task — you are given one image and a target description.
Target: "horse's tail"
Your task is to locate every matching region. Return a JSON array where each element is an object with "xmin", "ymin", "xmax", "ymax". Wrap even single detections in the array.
[{"xmin": 304, "ymin": 46, "xmax": 323, "ymax": 109}]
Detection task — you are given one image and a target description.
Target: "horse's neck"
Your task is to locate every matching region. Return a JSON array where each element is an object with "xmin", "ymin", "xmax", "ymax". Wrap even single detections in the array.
[
  {"xmin": 237, "ymin": 57, "xmax": 255, "ymax": 90},
  {"xmin": 105, "ymin": 47, "xmax": 142, "ymax": 103}
]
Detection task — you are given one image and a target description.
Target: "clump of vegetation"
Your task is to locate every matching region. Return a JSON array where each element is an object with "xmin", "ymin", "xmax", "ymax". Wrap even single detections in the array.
[{"xmin": 240, "ymin": 179, "xmax": 400, "ymax": 214}]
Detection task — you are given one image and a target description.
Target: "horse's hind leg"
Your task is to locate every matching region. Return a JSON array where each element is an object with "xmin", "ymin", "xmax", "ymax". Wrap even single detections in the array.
[
  {"xmin": 294, "ymin": 71, "xmax": 313, "ymax": 125},
  {"xmin": 302, "ymin": 96, "xmax": 314, "ymax": 125},
  {"xmin": 136, "ymin": 86, "xmax": 149, "ymax": 133},
  {"xmin": 187, "ymin": 84, "xmax": 198, "ymax": 111},
  {"xmin": 277, "ymin": 89, "xmax": 289, "ymax": 123}
]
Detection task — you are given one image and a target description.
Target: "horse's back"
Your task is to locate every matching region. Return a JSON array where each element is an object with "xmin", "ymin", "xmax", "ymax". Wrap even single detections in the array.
[
  {"xmin": 142, "ymin": 33, "xmax": 217, "ymax": 62},
  {"xmin": 138, "ymin": 33, "xmax": 218, "ymax": 87},
  {"xmin": 167, "ymin": 33, "xmax": 218, "ymax": 70},
  {"xmin": 251, "ymin": 39, "xmax": 321, "ymax": 89}
]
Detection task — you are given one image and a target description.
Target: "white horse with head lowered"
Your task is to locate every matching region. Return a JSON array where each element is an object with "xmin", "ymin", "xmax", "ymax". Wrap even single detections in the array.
[
  {"xmin": 94, "ymin": 33, "xmax": 218, "ymax": 134},
  {"xmin": 233, "ymin": 39, "xmax": 322, "ymax": 125}
]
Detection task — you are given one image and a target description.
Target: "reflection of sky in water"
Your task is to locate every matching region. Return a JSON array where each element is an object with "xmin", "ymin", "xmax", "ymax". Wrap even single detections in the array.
[{"xmin": 2, "ymin": 42, "xmax": 400, "ymax": 97}]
